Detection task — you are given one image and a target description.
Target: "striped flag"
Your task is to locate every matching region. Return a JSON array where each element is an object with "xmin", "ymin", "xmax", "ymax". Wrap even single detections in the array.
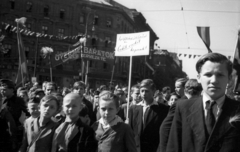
[
  {"xmin": 233, "ymin": 29, "xmax": 240, "ymax": 93},
  {"xmin": 15, "ymin": 17, "xmax": 29, "ymax": 87},
  {"xmin": 197, "ymin": 26, "xmax": 212, "ymax": 53}
]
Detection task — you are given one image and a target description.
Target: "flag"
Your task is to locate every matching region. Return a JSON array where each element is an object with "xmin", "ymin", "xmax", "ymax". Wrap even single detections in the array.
[
  {"xmin": 197, "ymin": 26, "xmax": 212, "ymax": 53},
  {"xmin": 233, "ymin": 29, "xmax": 240, "ymax": 93},
  {"xmin": 15, "ymin": 18, "xmax": 29, "ymax": 87}
]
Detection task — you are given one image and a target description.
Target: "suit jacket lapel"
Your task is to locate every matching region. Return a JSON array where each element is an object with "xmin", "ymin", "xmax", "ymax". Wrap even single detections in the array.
[
  {"xmin": 205, "ymin": 97, "xmax": 238, "ymax": 151},
  {"xmin": 144, "ymin": 105, "xmax": 158, "ymax": 130},
  {"xmin": 187, "ymin": 97, "xmax": 208, "ymax": 146},
  {"xmin": 136, "ymin": 105, "xmax": 143, "ymax": 135}
]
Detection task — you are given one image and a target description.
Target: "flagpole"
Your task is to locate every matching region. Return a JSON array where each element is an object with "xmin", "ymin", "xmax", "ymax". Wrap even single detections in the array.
[
  {"xmin": 33, "ymin": 36, "xmax": 38, "ymax": 77},
  {"xmin": 17, "ymin": 22, "xmax": 24, "ymax": 87},
  {"xmin": 85, "ymin": 60, "xmax": 89, "ymax": 84},
  {"xmin": 233, "ymin": 29, "xmax": 240, "ymax": 93},
  {"xmin": 110, "ymin": 63, "xmax": 115, "ymax": 85},
  {"xmin": 126, "ymin": 56, "xmax": 133, "ymax": 122},
  {"xmin": 49, "ymin": 54, "xmax": 53, "ymax": 82},
  {"xmin": 84, "ymin": 8, "xmax": 91, "ymax": 85}
]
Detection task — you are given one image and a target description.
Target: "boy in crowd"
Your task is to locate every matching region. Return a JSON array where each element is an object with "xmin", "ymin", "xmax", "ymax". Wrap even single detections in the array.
[
  {"xmin": 129, "ymin": 79, "xmax": 169, "ymax": 152},
  {"xmin": 44, "ymin": 82, "xmax": 57, "ymax": 95},
  {"xmin": 26, "ymin": 97, "xmax": 40, "ymax": 122},
  {"xmin": 72, "ymin": 81, "xmax": 95, "ymax": 124},
  {"xmin": 52, "ymin": 93, "xmax": 97, "ymax": 152}
]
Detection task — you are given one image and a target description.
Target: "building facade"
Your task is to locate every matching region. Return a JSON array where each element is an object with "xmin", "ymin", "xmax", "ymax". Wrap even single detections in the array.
[{"xmin": 0, "ymin": 0, "xmax": 158, "ymax": 88}]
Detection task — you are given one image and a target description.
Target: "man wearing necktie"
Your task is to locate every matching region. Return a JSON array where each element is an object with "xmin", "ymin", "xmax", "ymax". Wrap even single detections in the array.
[
  {"xmin": 128, "ymin": 79, "xmax": 169, "ymax": 152},
  {"xmin": 166, "ymin": 53, "xmax": 240, "ymax": 152}
]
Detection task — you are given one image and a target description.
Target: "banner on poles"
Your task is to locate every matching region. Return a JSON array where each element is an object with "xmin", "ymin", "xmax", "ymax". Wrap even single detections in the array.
[
  {"xmin": 115, "ymin": 31, "xmax": 150, "ymax": 56},
  {"xmin": 50, "ymin": 46, "xmax": 114, "ymax": 67},
  {"xmin": 51, "ymin": 45, "xmax": 81, "ymax": 67},
  {"xmin": 82, "ymin": 46, "xmax": 114, "ymax": 64}
]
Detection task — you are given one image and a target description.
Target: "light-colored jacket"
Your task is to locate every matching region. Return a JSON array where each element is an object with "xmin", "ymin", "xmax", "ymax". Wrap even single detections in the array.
[{"xmin": 19, "ymin": 117, "xmax": 58, "ymax": 152}]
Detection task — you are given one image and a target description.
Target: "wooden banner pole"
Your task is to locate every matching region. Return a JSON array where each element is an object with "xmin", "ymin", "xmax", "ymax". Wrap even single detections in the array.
[{"xmin": 126, "ymin": 56, "xmax": 133, "ymax": 121}]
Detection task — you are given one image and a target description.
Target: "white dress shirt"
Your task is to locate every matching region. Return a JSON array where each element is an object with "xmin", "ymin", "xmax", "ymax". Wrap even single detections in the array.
[{"xmin": 202, "ymin": 92, "xmax": 225, "ymax": 120}]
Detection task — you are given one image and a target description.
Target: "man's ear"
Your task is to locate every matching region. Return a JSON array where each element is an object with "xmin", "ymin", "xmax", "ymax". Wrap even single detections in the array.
[{"xmin": 197, "ymin": 74, "xmax": 201, "ymax": 83}]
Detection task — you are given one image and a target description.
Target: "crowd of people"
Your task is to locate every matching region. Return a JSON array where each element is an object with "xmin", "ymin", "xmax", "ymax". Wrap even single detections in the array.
[{"xmin": 0, "ymin": 52, "xmax": 240, "ymax": 152}]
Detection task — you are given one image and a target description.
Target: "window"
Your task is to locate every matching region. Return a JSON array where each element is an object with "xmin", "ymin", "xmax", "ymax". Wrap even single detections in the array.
[
  {"xmin": 26, "ymin": 2, "xmax": 33, "ymax": 12},
  {"xmin": 93, "ymin": 15, "xmax": 98, "ymax": 25},
  {"xmin": 43, "ymin": 5, "xmax": 49, "ymax": 17},
  {"xmin": 106, "ymin": 19, "xmax": 112, "ymax": 28},
  {"xmin": 58, "ymin": 28, "xmax": 64, "ymax": 37},
  {"xmin": 10, "ymin": 0, "xmax": 15, "ymax": 10},
  {"xmin": 92, "ymin": 38, "xmax": 96, "ymax": 47},
  {"xmin": 103, "ymin": 63, "xmax": 107, "ymax": 69},
  {"xmin": 79, "ymin": 15, "xmax": 84, "ymax": 23},
  {"xmin": 60, "ymin": 9, "xmax": 65, "ymax": 19},
  {"xmin": 41, "ymin": 26, "xmax": 48, "ymax": 34},
  {"xmin": 25, "ymin": 47, "xmax": 29, "ymax": 59}
]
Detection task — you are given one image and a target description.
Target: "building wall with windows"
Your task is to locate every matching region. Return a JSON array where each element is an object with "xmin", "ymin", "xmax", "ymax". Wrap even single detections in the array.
[{"xmin": 0, "ymin": 0, "xmax": 157, "ymax": 88}]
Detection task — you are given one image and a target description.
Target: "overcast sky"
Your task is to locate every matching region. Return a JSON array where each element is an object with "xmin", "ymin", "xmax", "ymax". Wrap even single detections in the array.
[{"xmin": 116, "ymin": 0, "xmax": 240, "ymax": 78}]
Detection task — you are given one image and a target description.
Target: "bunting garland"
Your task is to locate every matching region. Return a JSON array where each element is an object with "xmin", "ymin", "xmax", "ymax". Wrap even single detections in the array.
[
  {"xmin": 177, "ymin": 53, "xmax": 232, "ymax": 60},
  {"xmin": 1, "ymin": 22, "xmax": 116, "ymax": 44}
]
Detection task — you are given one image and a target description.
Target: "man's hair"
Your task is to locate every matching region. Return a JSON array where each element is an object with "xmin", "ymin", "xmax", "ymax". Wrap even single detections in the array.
[
  {"xmin": 139, "ymin": 79, "xmax": 156, "ymax": 91},
  {"xmin": 196, "ymin": 53, "xmax": 233, "ymax": 76},
  {"xmin": 169, "ymin": 92, "xmax": 181, "ymax": 99},
  {"xmin": 184, "ymin": 79, "xmax": 202, "ymax": 96},
  {"xmin": 28, "ymin": 96, "xmax": 41, "ymax": 104},
  {"xmin": 29, "ymin": 88, "xmax": 45, "ymax": 99},
  {"xmin": 131, "ymin": 84, "xmax": 140, "ymax": 93},
  {"xmin": 162, "ymin": 86, "xmax": 171, "ymax": 94},
  {"xmin": 175, "ymin": 78, "xmax": 189, "ymax": 87},
  {"xmin": 114, "ymin": 89, "xmax": 124, "ymax": 96},
  {"xmin": 40, "ymin": 95, "xmax": 60, "ymax": 110},
  {"xmin": 99, "ymin": 90, "xmax": 120, "ymax": 108},
  {"xmin": 45, "ymin": 82, "xmax": 57, "ymax": 90},
  {"xmin": 99, "ymin": 85, "xmax": 107, "ymax": 92},
  {"xmin": 73, "ymin": 81, "xmax": 86, "ymax": 89}
]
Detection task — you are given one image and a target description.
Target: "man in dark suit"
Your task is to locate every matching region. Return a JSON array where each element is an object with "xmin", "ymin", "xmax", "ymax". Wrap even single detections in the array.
[
  {"xmin": 129, "ymin": 79, "xmax": 169, "ymax": 152},
  {"xmin": 166, "ymin": 53, "xmax": 240, "ymax": 152},
  {"xmin": 158, "ymin": 78, "xmax": 188, "ymax": 152}
]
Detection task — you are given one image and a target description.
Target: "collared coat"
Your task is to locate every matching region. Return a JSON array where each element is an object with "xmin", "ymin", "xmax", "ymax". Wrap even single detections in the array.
[
  {"xmin": 166, "ymin": 96, "xmax": 240, "ymax": 152},
  {"xmin": 19, "ymin": 117, "xmax": 58, "ymax": 152},
  {"xmin": 129, "ymin": 102, "xmax": 169, "ymax": 152}
]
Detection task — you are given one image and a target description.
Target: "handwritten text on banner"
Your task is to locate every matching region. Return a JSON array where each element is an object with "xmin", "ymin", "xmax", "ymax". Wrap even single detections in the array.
[{"xmin": 115, "ymin": 31, "xmax": 149, "ymax": 56}]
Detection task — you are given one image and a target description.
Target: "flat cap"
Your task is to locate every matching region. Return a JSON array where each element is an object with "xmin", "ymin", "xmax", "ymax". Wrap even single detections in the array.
[{"xmin": 0, "ymin": 79, "xmax": 15, "ymax": 89}]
